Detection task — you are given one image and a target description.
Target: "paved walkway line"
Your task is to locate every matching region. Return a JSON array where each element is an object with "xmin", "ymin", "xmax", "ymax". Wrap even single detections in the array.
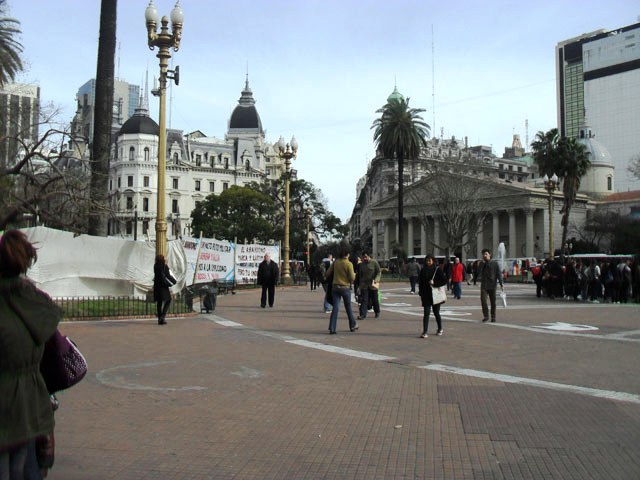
[
  {"xmin": 422, "ymin": 363, "xmax": 640, "ymax": 405},
  {"xmin": 210, "ymin": 315, "xmax": 640, "ymax": 405}
]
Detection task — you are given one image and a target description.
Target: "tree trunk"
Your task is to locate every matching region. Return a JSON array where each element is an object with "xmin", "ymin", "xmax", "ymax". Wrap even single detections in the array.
[
  {"xmin": 88, "ymin": 0, "xmax": 117, "ymax": 236},
  {"xmin": 397, "ymin": 155, "xmax": 404, "ymax": 249}
]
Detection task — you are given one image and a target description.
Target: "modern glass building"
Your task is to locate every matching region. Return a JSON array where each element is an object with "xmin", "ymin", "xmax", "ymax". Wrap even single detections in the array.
[{"xmin": 556, "ymin": 22, "xmax": 640, "ymax": 192}]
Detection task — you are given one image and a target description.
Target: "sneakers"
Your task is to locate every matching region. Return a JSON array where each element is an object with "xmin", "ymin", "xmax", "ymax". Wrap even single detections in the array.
[
  {"xmin": 482, "ymin": 318, "xmax": 489, "ymax": 322},
  {"xmin": 420, "ymin": 333, "xmax": 428, "ymax": 338},
  {"xmin": 436, "ymin": 329, "xmax": 443, "ymax": 336}
]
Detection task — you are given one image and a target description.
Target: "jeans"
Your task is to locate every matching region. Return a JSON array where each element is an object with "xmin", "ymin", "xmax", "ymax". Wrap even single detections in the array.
[
  {"xmin": 156, "ymin": 299, "xmax": 171, "ymax": 319},
  {"xmin": 329, "ymin": 286, "xmax": 357, "ymax": 332},
  {"xmin": 452, "ymin": 282, "xmax": 462, "ymax": 299},
  {"xmin": 409, "ymin": 276, "xmax": 418, "ymax": 293},
  {"xmin": 480, "ymin": 287, "xmax": 497, "ymax": 320}
]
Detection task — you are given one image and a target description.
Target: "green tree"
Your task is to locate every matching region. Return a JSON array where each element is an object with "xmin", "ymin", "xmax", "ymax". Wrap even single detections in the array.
[
  {"xmin": 248, "ymin": 178, "xmax": 349, "ymax": 258},
  {"xmin": 190, "ymin": 185, "xmax": 275, "ymax": 242},
  {"xmin": 556, "ymin": 136, "xmax": 590, "ymax": 248},
  {"xmin": 372, "ymin": 96, "xmax": 429, "ymax": 248},
  {"xmin": 532, "ymin": 128, "xmax": 591, "ymax": 249},
  {"xmin": 88, "ymin": 0, "xmax": 117, "ymax": 236},
  {"xmin": 0, "ymin": 0, "xmax": 23, "ymax": 87}
]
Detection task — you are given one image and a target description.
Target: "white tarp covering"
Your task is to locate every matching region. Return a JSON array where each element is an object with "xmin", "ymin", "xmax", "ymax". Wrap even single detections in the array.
[{"xmin": 18, "ymin": 226, "xmax": 186, "ymax": 298}]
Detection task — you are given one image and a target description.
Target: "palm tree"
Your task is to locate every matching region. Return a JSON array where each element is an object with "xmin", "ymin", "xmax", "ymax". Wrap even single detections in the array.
[
  {"xmin": 531, "ymin": 128, "xmax": 560, "ymax": 177},
  {"xmin": 557, "ymin": 136, "xmax": 590, "ymax": 247},
  {"xmin": 372, "ymin": 96, "xmax": 429, "ymax": 249},
  {"xmin": 0, "ymin": 0, "xmax": 23, "ymax": 87},
  {"xmin": 532, "ymin": 128, "xmax": 591, "ymax": 249}
]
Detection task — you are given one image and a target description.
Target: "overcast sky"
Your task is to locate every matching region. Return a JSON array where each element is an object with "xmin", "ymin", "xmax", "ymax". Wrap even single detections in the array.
[{"xmin": 10, "ymin": 0, "xmax": 640, "ymax": 222}]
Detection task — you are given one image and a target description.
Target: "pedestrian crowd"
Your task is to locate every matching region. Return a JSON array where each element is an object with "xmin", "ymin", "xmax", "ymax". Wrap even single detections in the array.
[{"xmin": 531, "ymin": 256, "xmax": 640, "ymax": 304}]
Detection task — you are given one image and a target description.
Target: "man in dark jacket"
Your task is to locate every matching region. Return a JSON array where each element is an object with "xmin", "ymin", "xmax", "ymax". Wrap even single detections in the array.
[
  {"xmin": 257, "ymin": 253, "xmax": 279, "ymax": 308},
  {"xmin": 477, "ymin": 248, "xmax": 504, "ymax": 322}
]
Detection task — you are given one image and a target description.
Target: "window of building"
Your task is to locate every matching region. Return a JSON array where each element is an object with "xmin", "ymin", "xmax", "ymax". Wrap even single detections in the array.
[
  {"xmin": 118, "ymin": 177, "xmax": 121, "ymax": 188},
  {"xmin": 224, "ymin": 158, "xmax": 229, "ymax": 169},
  {"xmin": 499, "ymin": 164, "xmax": 504, "ymax": 170},
  {"xmin": 127, "ymin": 176, "xmax": 133, "ymax": 187},
  {"xmin": 387, "ymin": 184, "xmax": 394, "ymax": 195},
  {"xmin": 172, "ymin": 178, "xmax": 178, "ymax": 189},
  {"xmin": 143, "ymin": 176, "xmax": 150, "ymax": 187},
  {"xmin": 126, "ymin": 197, "xmax": 133, "ymax": 210},
  {"xmin": 223, "ymin": 182, "xmax": 229, "ymax": 191},
  {"xmin": 518, "ymin": 166, "xmax": 523, "ymax": 173},
  {"xmin": 508, "ymin": 165, "xmax": 513, "ymax": 171},
  {"xmin": 172, "ymin": 199, "xmax": 178, "ymax": 214},
  {"xmin": 607, "ymin": 176, "xmax": 612, "ymax": 191},
  {"xmin": 144, "ymin": 147, "xmax": 150, "ymax": 161},
  {"xmin": 209, "ymin": 181, "xmax": 215, "ymax": 192},
  {"xmin": 195, "ymin": 154, "xmax": 202, "ymax": 166},
  {"xmin": 126, "ymin": 221, "xmax": 132, "ymax": 235},
  {"xmin": 499, "ymin": 173, "xmax": 505, "ymax": 179},
  {"xmin": 142, "ymin": 220, "xmax": 149, "ymax": 235},
  {"xmin": 195, "ymin": 180, "xmax": 201, "ymax": 191},
  {"xmin": 129, "ymin": 146, "xmax": 135, "ymax": 161},
  {"xmin": 143, "ymin": 198, "xmax": 149, "ymax": 212},
  {"xmin": 173, "ymin": 152, "xmax": 179, "ymax": 163},
  {"xmin": 109, "ymin": 180, "xmax": 113, "ymax": 191}
]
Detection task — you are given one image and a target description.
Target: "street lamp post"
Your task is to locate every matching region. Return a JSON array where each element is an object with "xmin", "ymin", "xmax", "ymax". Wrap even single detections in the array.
[
  {"xmin": 145, "ymin": 0, "xmax": 183, "ymax": 258},
  {"xmin": 543, "ymin": 173, "xmax": 558, "ymax": 257},
  {"xmin": 305, "ymin": 208, "xmax": 312, "ymax": 267},
  {"xmin": 277, "ymin": 135, "xmax": 298, "ymax": 285}
]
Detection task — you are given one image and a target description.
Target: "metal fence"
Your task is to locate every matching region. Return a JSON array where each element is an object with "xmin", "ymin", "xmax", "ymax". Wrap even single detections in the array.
[{"xmin": 55, "ymin": 291, "xmax": 193, "ymax": 319}]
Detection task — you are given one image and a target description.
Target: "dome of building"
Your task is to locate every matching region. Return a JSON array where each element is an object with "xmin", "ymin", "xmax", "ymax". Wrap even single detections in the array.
[
  {"xmin": 119, "ymin": 114, "xmax": 159, "ymax": 136},
  {"xmin": 387, "ymin": 85, "xmax": 404, "ymax": 103},
  {"xmin": 229, "ymin": 77, "xmax": 263, "ymax": 132},
  {"xmin": 577, "ymin": 126, "xmax": 613, "ymax": 166}
]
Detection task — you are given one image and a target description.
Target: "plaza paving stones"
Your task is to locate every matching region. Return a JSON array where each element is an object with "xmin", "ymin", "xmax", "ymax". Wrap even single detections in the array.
[{"xmin": 49, "ymin": 282, "xmax": 640, "ymax": 479}]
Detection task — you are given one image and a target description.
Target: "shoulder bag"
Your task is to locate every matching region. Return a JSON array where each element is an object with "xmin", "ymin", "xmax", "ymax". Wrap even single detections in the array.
[
  {"xmin": 431, "ymin": 269, "xmax": 447, "ymax": 305},
  {"xmin": 40, "ymin": 330, "xmax": 88, "ymax": 393}
]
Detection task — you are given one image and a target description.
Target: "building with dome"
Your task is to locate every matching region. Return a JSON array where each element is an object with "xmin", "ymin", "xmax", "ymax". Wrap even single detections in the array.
[
  {"xmin": 347, "ymin": 86, "xmax": 614, "ymax": 261},
  {"xmin": 102, "ymin": 77, "xmax": 285, "ymax": 240}
]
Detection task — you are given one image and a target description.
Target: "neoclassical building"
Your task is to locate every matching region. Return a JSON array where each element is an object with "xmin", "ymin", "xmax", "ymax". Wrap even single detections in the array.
[
  {"xmin": 103, "ymin": 77, "xmax": 286, "ymax": 239},
  {"xmin": 349, "ymin": 88, "xmax": 615, "ymax": 261}
]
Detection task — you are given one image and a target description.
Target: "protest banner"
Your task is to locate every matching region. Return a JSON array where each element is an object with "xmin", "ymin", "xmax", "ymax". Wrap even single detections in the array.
[
  {"xmin": 182, "ymin": 237, "xmax": 235, "ymax": 285},
  {"xmin": 235, "ymin": 244, "xmax": 280, "ymax": 285}
]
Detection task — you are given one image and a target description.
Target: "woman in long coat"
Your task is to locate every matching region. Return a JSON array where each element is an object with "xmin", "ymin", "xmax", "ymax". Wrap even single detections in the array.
[
  {"xmin": 153, "ymin": 255, "xmax": 176, "ymax": 325},
  {"xmin": 0, "ymin": 230, "xmax": 61, "ymax": 478},
  {"xmin": 417, "ymin": 254, "xmax": 447, "ymax": 338}
]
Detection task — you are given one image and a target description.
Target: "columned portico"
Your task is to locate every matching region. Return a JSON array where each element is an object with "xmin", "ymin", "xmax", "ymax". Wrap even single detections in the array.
[
  {"xmin": 407, "ymin": 218, "xmax": 414, "ymax": 256},
  {"xmin": 384, "ymin": 222, "xmax": 390, "ymax": 259},
  {"xmin": 525, "ymin": 209, "xmax": 534, "ymax": 258},
  {"xmin": 433, "ymin": 217, "xmax": 440, "ymax": 256},
  {"xmin": 508, "ymin": 209, "xmax": 516, "ymax": 258},
  {"xmin": 372, "ymin": 221, "xmax": 379, "ymax": 259},
  {"xmin": 420, "ymin": 222, "xmax": 427, "ymax": 256},
  {"xmin": 492, "ymin": 213, "xmax": 500, "ymax": 254}
]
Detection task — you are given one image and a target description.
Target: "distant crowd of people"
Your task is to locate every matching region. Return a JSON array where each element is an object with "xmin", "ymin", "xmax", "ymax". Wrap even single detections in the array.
[{"xmin": 531, "ymin": 256, "xmax": 640, "ymax": 303}]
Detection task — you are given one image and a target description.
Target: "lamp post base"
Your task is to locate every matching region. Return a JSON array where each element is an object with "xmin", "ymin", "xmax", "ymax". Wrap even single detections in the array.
[{"xmin": 280, "ymin": 275, "xmax": 294, "ymax": 286}]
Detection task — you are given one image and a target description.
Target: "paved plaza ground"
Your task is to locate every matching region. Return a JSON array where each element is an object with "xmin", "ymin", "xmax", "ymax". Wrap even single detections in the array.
[{"xmin": 49, "ymin": 281, "xmax": 640, "ymax": 479}]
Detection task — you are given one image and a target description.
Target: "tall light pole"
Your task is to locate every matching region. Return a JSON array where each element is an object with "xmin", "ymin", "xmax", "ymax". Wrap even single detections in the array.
[
  {"xmin": 145, "ymin": 0, "xmax": 183, "ymax": 258},
  {"xmin": 305, "ymin": 207, "xmax": 312, "ymax": 267},
  {"xmin": 277, "ymin": 135, "xmax": 298, "ymax": 285},
  {"xmin": 543, "ymin": 173, "xmax": 558, "ymax": 257}
]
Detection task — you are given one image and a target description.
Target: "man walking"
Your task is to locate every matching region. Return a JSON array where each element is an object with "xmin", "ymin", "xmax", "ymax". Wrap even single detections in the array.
[
  {"xmin": 257, "ymin": 253, "xmax": 279, "ymax": 308},
  {"xmin": 450, "ymin": 257, "xmax": 465, "ymax": 299},
  {"xmin": 477, "ymin": 248, "xmax": 503, "ymax": 322},
  {"xmin": 357, "ymin": 252, "xmax": 381, "ymax": 319},
  {"xmin": 406, "ymin": 257, "xmax": 420, "ymax": 294}
]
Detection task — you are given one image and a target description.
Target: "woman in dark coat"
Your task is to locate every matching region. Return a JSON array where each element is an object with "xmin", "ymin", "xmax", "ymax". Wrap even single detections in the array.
[
  {"xmin": 153, "ymin": 255, "xmax": 176, "ymax": 325},
  {"xmin": 0, "ymin": 230, "xmax": 61, "ymax": 479},
  {"xmin": 417, "ymin": 254, "xmax": 447, "ymax": 338}
]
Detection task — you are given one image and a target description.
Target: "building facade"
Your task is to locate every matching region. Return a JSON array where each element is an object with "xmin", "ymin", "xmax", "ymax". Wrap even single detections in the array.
[
  {"xmin": 0, "ymin": 83, "xmax": 40, "ymax": 168},
  {"xmin": 106, "ymin": 78, "xmax": 286, "ymax": 240},
  {"xmin": 556, "ymin": 22, "xmax": 640, "ymax": 192}
]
